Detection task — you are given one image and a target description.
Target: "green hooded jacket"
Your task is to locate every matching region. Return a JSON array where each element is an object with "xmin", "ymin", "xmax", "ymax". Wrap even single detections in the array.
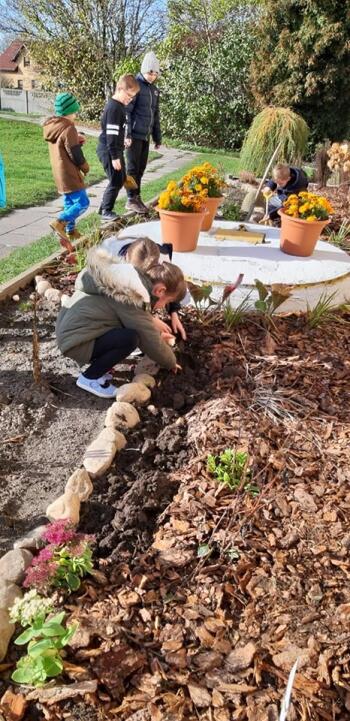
[{"xmin": 55, "ymin": 245, "xmax": 176, "ymax": 369}]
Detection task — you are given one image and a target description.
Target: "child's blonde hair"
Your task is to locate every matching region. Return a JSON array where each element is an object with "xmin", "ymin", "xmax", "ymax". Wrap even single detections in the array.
[
  {"xmin": 116, "ymin": 74, "xmax": 140, "ymax": 93},
  {"xmin": 126, "ymin": 237, "xmax": 187, "ymax": 302},
  {"xmin": 272, "ymin": 163, "xmax": 291, "ymax": 180},
  {"xmin": 125, "ymin": 237, "xmax": 160, "ymax": 272}
]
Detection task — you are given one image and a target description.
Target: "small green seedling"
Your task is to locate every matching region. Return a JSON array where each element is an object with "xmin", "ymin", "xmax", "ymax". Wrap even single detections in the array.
[
  {"xmin": 207, "ymin": 449, "xmax": 258, "ymax": 495},
  {"xmin": 306, "ymin": 290, "xmax": 348, "ymax": 328},
  {"xmin": 12, "ymin": 611, "xmax": 77, "ymax": 686},
  {"xmin": 223, "ymin": 293, "xmax": 252, "ymax": 329}
]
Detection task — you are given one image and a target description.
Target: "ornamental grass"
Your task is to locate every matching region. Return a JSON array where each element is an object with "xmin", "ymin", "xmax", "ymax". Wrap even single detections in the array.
[{"xmin": 240, "ymin": 107, "xmax": 309, "ymax": 177}]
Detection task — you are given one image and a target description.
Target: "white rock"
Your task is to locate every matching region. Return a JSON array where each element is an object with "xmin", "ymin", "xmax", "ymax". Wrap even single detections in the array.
[
  {"xmin": 44, "ymin": 288, "xmax": 62, "ymax": 303},
  {"xmin": 13, "ymin": 525, "xmax": 47, "ymax": 550},
  {"xmin": 65, "ymin": 468, "xmax": 93, "ymax": 501},
  {"xmin": 0, "ymin": 549, "xmax": 33, "ymax": 584},
  {"xmin": 133, "ymin": 373, "xmax": 156, "ymax": 389},
  {"xmin": 105, "ymin": 402, "xmax": 140, "ymax": 429},
  {"xmin": 116, "ymin": 382, "xmax": 151, "ymax": 404},
  {"xmin": 46, "ymin": 491, "xmax": 81, "ymax": 524},
  {"xmin": 135, "ymin": 356, "xmax": 159, "ymax": 376},
  {"xmin": 36, "ymin": 279, "xmax": 52, "ymax": 296},
  {"xmin": 61, "ymin": 293, "xmax": 71, "ymax": 307},
  {"xmin": 0, "ymin": 608, "xmax": 15, "ymax": 662},
  {"xmin": 0, "ymin": 581, "xmax": 22, "ymax": 611},
  {"xmin": 83, "ymin": 427, "xmax": 124, "ymax": 478},
  {"xmin": 12, "ymin": 294, "xmax": 20, "ymax": 302}
]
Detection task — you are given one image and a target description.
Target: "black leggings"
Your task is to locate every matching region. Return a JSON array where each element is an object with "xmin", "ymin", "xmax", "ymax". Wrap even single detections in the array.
[
  {"xmin": 126, "ymin": 138, "xmax": 150, "ymax": 199},
  {"xmin": 84, "ymin": 328, "xmax": 139, "ymax": 380}
]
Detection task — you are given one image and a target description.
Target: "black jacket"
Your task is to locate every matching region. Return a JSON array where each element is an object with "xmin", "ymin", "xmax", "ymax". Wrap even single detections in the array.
[
  {"xmin": 266, "ymin": 167, "xmax": 308, "ymax": 201},
  {"xmin": 98, "ymin": 98, "xmax": 126, "ymax": 160},
  {"xmin": 126, "ymin": 73, "xmax": 161, "ymax": 145}
]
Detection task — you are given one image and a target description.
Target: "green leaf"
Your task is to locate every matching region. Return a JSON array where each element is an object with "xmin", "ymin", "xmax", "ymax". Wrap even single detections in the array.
[
  {"xmin": 15, "ymin": 626, "xmax": 38, "ymax": 645},
  {"xmin": 43, "ymin": 612, "xmax": 65, "ymax": 628},
  {"xmin": 42, "ymin": 654, "xmax": 63, "ymax": 677},
  {"xmin": 67, "ymin": 572, "xmax": 81, "ymax": 591},
  {"xmin": 27, "ymin": 638, "xmax": 56, "ymax": 658},
  {"xmin": 197, "ymin": 543, "xmax": 211, "ymax": 558},
  {"xmin": 60, "ymin": 623, "xmax": 78, "ymax": 647},
  {"xmin": 41, "ymin": 623, "xmax": 66, "ymax": 637},
  {"xmin": 255, "ymin": 299, "xmax": 267, "ymax": 312},
  {"xmin": 254, "ymin": 279, "xmax": 269, "ymax": 301}
]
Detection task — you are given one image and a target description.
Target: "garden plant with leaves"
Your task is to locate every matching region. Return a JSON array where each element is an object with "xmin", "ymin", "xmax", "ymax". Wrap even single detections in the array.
[
  {"xmin": 10, "ymin": 591, "xmax": 77, "ymax": 686},
  {"xmin": 23, "ymin": 520, "xmax": 94, "ymax": 594},
  {"xmin": 207, "ymin": 448, "xmax": 258, "ymax": 495}
]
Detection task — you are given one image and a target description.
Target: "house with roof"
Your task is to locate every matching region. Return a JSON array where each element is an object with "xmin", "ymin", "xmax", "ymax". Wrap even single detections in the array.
[{"xmin": 0, "ymin": 39, "xmax": 41, "ymax": 90}]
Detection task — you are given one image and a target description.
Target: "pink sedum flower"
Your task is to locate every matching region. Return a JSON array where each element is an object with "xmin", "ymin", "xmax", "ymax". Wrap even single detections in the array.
[{"xmin": 41, "ymin": 519, "xmax": 77, "ymax": 545}]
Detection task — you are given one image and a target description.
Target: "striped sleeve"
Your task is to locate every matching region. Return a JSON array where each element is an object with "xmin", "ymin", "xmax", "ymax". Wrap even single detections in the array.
[{"xmin": 105, "ymin": 105, "xmax": 124, "ymax": 159}]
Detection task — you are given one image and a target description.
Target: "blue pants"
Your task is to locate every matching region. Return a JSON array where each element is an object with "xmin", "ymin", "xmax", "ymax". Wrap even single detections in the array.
[{"xmin": 58, "ymin": 189, "xmax": 90, "ymax": 232}]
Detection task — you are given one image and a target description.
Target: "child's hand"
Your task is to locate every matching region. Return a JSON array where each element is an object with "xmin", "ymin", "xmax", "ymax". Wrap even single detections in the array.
[
  {"xmin": 124, "ymin": 138, "xmax": 132, "ymax": 148},
  {"xmin": 262, "ymin": 187, "xmax": 274, "ymax": 199},
  {"xmin": 78, "ymin": 133, "xmax": 86, "ymax": 145},
  {"xmin": 112, "ymin": 158, "xmax": 122, "ymax": 171},
  {"xmin": 154, "ymin": 144, "xmax": 161, "ymax": 150},
  {"xmin": 171, "ymin": 363, "xmax": 182, "ymax": 374},
  {"xmin": 171, "ymin": 312, "xmax": 186, "ymax": 340},
  {"xmin": 153, "ymin": 316, "xmax": 171, "ymax": 335}
]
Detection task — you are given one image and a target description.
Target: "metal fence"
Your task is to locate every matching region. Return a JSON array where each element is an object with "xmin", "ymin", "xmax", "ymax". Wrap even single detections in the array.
[{"xmin": 0, "ymin": 88, "xmax": 54, "ymax": 115}]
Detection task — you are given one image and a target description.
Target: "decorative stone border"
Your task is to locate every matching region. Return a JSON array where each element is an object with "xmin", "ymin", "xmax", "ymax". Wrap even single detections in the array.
[{"xmin": 0, "ymin": 359, "xmax": 158, "ymax": 661}]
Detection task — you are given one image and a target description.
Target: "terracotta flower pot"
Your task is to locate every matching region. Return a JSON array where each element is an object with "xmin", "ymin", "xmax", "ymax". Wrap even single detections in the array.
[
  {"xmin": 201, "ymin": 196, "xmax": 223, "ymax": 232},
  {"xmin": 278, "ymin": 210, "xmax": 330, "ymax": 257},
  {"xmin": 156, "ymin": 207, "xmax": 206, "ymax": 252}
]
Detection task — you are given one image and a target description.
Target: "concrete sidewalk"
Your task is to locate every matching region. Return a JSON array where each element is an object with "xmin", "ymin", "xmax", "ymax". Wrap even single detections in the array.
[{"xmin": 0, "ymin": 144, "xmax": 197, "ymax": 260}]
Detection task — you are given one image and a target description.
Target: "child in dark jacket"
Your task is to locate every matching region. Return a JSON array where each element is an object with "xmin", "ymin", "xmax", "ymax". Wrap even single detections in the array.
[
  {"xmin": 97, "ymin": 74, "xmax": 140, "ymax": 222},
  {"xmin": 43, "ymin": 93, "xmax": 90, "ymax": 242},
  {"xmin": 263, "ymin": 163, "xmax": 309, "ymax": 221},
  {"xmin": 55, "ymin": 240, "xmax": 186, "ymax": 398},
  {"xmin": 125, "ymin": 51, "xmax": 161, "ymax": 214}
]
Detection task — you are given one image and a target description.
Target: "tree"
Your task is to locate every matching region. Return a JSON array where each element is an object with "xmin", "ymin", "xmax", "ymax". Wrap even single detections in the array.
[
  {"xmin": 0, "ymin": 0, "xmax": 166, "ymax": 118},
  {"xmin": 158, "ymin": 5, "xmax": 258, "ymax": 149},
  {"xmin": 249, "ymin": 0, "xmax": 350, "ymax": 143}
]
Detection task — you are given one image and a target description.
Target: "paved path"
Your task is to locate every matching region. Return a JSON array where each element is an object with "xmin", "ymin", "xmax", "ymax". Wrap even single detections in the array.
[{"xmin": 0, "ymin": 114, "xmax": 197, "ymax": 259}]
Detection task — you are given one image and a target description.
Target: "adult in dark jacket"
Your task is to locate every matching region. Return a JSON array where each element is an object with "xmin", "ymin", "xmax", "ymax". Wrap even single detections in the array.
[
  {"xmin": 125, "ymin": 51, "xmax": 161, "ymax": 214},
  {"xmin": 263, "ymin": 163, "xmax": 309, "ymax": 221}
]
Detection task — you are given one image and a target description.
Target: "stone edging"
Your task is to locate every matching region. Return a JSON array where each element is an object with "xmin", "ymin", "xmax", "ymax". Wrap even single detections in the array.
[{"xmin": 0, "ymin": 357, "xmax": 159, "ymax": 662}]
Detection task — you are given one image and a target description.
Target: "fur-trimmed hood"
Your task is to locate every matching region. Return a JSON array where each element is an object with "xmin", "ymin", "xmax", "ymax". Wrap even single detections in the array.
[{"xmin": 78, "ymin": 244, "xmax": 151, "ymax": 306}]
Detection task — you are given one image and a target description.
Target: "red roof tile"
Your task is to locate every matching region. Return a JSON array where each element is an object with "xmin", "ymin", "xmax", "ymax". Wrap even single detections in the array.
[{"xmin": 0, "ymin": 40, "xmax": 25, "ymax": 71}]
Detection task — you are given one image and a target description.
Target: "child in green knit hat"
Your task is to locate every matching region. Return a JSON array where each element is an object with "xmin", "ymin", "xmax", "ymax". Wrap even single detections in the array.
[{"xmin": 43, "ymin": 92, "xmax": 90, "ymax": 242}]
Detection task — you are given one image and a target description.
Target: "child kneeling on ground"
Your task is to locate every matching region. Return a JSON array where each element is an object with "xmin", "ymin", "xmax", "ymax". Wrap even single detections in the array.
[
  {"xmin": 101, "ymin": 235, "xmax": 187, "ymax": 341},
  {"xmin": 55, "ymin": 240, "xmax": 186, "ymax": 398}
]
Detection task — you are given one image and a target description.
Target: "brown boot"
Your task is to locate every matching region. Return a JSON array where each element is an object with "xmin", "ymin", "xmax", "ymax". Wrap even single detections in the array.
[
  {"xmin": 67, "ymin": 229, "xmax": 82, "ymax": 240},
  {"xmin": 49, "ymin": 219, "xmax": 70, "ymax": 241}
]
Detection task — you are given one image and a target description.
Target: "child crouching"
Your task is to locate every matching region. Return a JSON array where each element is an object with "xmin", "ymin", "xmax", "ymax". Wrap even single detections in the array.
[{"xmin": 55, "ymin": 241, "xmax": 186, "ymax": 398}]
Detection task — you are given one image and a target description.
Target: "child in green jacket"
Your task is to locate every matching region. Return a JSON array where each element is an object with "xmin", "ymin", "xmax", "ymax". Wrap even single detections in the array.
[{"xmin": 55, "ymin": 241, "xmax": 186, "ymax": 398}]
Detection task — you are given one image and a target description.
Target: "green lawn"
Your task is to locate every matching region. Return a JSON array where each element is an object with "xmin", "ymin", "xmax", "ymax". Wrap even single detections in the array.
[{"xmin": 0, "ymin": 148, "xmax": 241, "ymax": 285}]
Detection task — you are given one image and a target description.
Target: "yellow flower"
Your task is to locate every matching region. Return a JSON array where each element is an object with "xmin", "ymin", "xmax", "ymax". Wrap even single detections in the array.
[
  {"xmin": 200, "ymin": 176, "xmax": 208, "ymax": 184},
  {"xmin": 195, "ymin": 184, "xmax": 202, "ymax": 192},
  {"xmin": 306, "ymin": 215, "xmax": 317, "ymax": 222}
]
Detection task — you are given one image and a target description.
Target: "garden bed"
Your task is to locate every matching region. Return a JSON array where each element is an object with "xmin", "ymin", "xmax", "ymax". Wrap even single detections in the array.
[{"xmin": 1, "ymin": 274, "xmax": 350, "ymax": 720}]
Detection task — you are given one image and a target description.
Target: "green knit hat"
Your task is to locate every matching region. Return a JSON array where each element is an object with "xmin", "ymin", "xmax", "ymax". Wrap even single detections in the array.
[{"xmin": 54, "ymin": 92, "xmax": 80, "ymax": 117}]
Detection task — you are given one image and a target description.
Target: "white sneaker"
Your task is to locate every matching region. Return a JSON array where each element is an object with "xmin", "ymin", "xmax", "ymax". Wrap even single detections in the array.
[
  {"xmin": 97, "ymin": 372, "xmax": 113, "ymax": 383},
  {"xmin": 76, "ymin": 374, "xmax": 117, "ymax": 398}
]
